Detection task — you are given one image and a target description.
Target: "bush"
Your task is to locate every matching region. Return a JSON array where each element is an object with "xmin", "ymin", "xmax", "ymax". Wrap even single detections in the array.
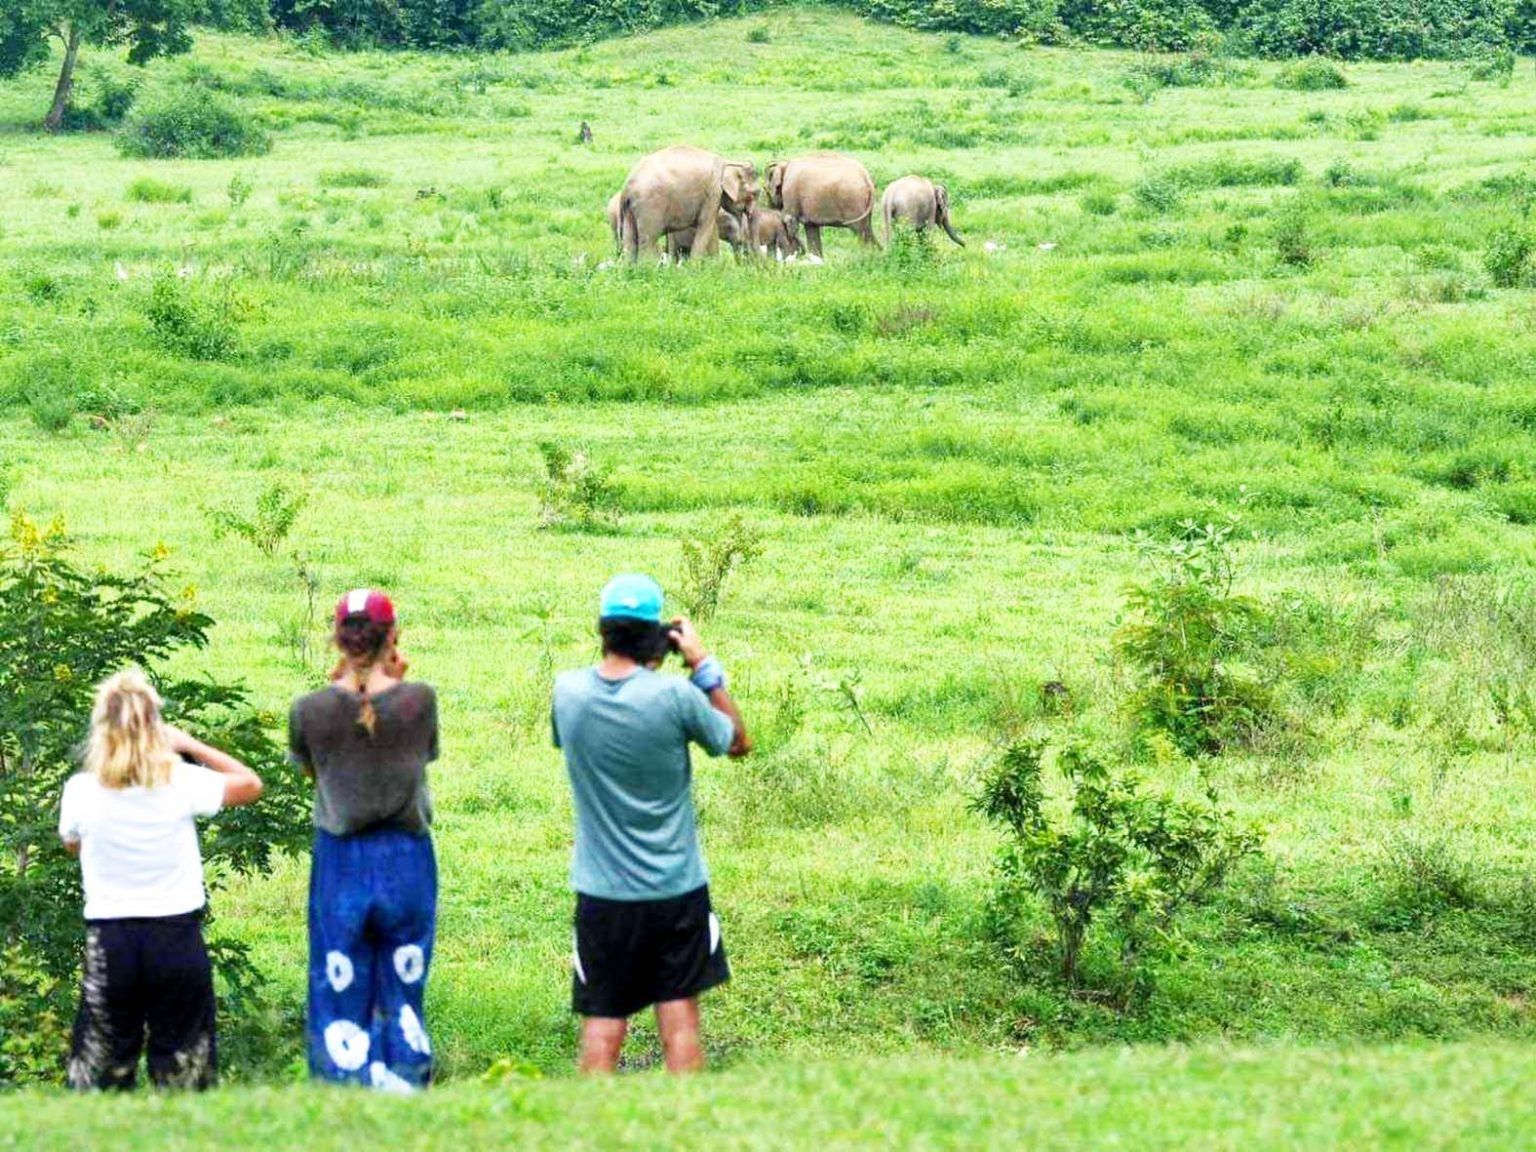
[
  {"xmin": 975, "ymin": 738, "xmax": 1261, "ymax": 994},
  {"xmin": 1063, "ymin": 0, "xmax": 1218, "ymax": 52},
  {"xmin": 145, "ymin": 272, "xmax": 240, "ymax": 361},
  {"xmin": 1275, "ymin": 56, "xmax": 1350, "ymax": 88},
  {"xmin": 204, "ymin": 482, "xmax": 308, "ymax": 557},
  {"xmin": 1241, "ymin": 0, "xmax": 1509, "ymax": 60},
  {"xmin": 116, "ymin": 90, "xmax": 271, "ymax": 160},
  {"xmin": 1272, "ymin": 198, "xmax": 1316, "ymax": 268},
  {"xmin": 1484, "ymin": 226, "xmax": 1534, "ymax": 287},
  {"xmin": 125, "ymin": 177, "xmax": 193, "ymax": 204},
  {"xmin": 677, "ymin": 514, "xmax": 762, "ymax": 623},
  {"xmin": 848, "ymin": 0, "xmax": 1064, "ymax": 39},
  {"xmin": 1132, "ymin": 171, "xmax": 1186, "ymax": 214},
  {"xmin": 535, "ymin": 442, "xmax": 619, "ymax": 532},
  {"xmin": 317, "ymin": 167, "xmax": 388, "ymax": 189},
  {"xmin": 0, "ymin": 513, "xmax": 310, "ymax": 1084},
  {"xmin": 1115, "ymin": 518, "xmax": 1276, "ymax": 755},
  {"xmin": 1081, "ymin": 189, "xmax": 1119, "ymax": 215}
]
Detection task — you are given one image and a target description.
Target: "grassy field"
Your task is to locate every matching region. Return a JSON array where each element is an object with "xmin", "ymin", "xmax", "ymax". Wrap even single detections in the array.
[
  {"xmin": 7, "ymin": 1041, "xmax": 1536, "ymax": 1149},
  {"xmin": 3, "ymin": 7, "xmax": 1536, "ymax": 1137}
]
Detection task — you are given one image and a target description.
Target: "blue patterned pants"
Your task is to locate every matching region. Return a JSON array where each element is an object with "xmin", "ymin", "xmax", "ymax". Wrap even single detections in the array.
[{"xmin": 307, "ymin": 828, "xmax": 437, "ymax": 1091}]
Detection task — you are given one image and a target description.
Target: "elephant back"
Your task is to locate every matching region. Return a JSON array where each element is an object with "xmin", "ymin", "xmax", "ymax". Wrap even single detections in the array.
[{"xmin": 785, "ymin": 153, "xmax": 875, "ymax": 227}]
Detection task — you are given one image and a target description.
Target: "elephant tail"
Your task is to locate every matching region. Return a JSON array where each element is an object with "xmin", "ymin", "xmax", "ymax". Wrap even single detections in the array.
[{"xmin": 620, "ymin": 195, "xmax": 640, "ymax": 263}]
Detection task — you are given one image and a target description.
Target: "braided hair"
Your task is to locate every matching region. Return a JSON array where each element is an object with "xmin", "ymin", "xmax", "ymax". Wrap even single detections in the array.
[{"xmin": 333, "ymin": 616, "xmax": 395, "ymax": 736}]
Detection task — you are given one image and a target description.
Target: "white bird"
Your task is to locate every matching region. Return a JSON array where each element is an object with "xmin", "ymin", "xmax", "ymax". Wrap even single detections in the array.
[
  {"xmin": 1037, "ymin": 242, "xmax": 1057, "ymax": 252},
  {"xmin": 114, "ymin": 262, "xmax": 129, "ymax": 282}
]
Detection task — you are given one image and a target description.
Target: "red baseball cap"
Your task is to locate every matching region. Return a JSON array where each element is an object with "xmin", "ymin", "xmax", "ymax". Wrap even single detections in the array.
[{"xmin": 335, "ymin": 588, "xmax": 396, "ymax": 626}]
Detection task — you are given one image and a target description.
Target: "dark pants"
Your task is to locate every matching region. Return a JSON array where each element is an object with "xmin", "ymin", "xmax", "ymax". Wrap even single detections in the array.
[
  {"xmin": 67, "ymin": 913, "xmax": 216, "ymax": 1092},
  {"xmin": 308, "ymin": 828, "xmax": 437, "ymax": 1090}
]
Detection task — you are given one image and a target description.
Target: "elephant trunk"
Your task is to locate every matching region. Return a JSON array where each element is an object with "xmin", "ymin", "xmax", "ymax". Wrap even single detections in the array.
[{"xmin": 942, "ymin": 218, "xmax": 965, "ymax": 247}]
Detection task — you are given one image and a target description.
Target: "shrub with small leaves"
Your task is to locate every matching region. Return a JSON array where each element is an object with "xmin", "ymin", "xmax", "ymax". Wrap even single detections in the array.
[
  {"xmin": 1484, "ymin": 227, "xmax": 1534, "ymax": 288},
  {"xmin": 1116, "ymin": 517, "xmax": 1276, "ymax": 755},
  {"xmin": 1132, "ymin": 171, "xmax": 1185, "ymax": 214},
  {"xmin": 677, "ymin": 514, "xmax": 762, "ymax": 622},
  {"xmin": 228, "ymin": 172, "xmax": 254, "ymax": 208},
  {"xmin": 116, "ymin": 89, "xmax": 271, "ymax": 160},
  {"xmin": 1272, "ymin": 199, "xmax": 1315, "ymax": 268},
  {"xmin": 535, "ymin": 442, "xmax": 619, "ymax": 531},
  {"xmin": 145, "ymin": 272, "xmax": 239, "ymax": 361},
  {"xmin": 204, "ymin": 482, "xmax": 308, "ymax": 557},
  {"xmin": 975, "ymin": 737, "xmax": 1261, "ymax": 995},
  {"xmin": 0, "ymin": 513, "xmax": 309, "ymax": 1084},
  {"xmin": 1276, "ymin": 57, "xmax": 1348, "ymax": 90}
]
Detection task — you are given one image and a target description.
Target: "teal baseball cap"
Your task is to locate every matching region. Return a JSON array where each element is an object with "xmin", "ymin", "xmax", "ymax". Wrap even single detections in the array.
[{"xmin": 599, "ymin": 573, "xmax": 665, "ymax": 623}]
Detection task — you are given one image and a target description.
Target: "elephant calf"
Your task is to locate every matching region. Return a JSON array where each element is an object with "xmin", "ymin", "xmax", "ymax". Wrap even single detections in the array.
[
  {"xmin": 667, "ymin": 211, "xmax": 749, "ymax": 261},
  {"xmin": 746, "ymin": 208, "xmax": 802, "ymax": 260},
  {"xmin": 882, "ymin": 175, "xmax": 964, "ymax": 247}
]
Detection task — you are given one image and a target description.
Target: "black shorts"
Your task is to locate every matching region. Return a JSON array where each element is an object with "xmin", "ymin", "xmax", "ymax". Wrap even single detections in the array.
[{"xmin": 572, "ymin": 885, "xmax": 730, "ymax": 1018}]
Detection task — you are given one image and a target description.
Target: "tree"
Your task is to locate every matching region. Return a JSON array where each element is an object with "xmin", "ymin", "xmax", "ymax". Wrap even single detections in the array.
[
  {"xmin": 0, "ymin": 0, "xmax": 203, "ymax": 133},
  {"xmin": 0, "ymin": 512, "xmax": 310, "ymax": 1082}
]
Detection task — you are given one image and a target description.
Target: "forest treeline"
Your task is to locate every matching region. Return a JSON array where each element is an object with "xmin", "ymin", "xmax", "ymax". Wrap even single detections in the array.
[{"xmin": 192, "ymin": 0, "xmax": 1533, "ymax": 59}]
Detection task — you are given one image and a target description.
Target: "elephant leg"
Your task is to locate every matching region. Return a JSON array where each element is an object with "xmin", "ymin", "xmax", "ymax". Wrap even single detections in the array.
[
  {"xmin": 855, "ymin": 216, "xmax": 879, "ymax": 247},
  {"xmin": 805, "ymin": 223, "xmax": 823, "ymax": 258}
]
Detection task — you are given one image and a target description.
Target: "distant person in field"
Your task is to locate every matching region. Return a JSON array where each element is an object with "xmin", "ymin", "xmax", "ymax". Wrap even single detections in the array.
[
  {"xmin": 59, "ymin": 668, "xmax": 265, "ymax": 1092},
  {"xmin": 552, "ymin": 574, "xmax": 751, "ymax": 1074},
  {"xmin": 289, "ymin": 590, "xmax": 440, "ymax": 1092}
]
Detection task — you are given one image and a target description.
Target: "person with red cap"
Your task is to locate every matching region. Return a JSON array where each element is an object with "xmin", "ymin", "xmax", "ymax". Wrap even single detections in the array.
[{"xmin": 288, "ymin": 590, "xmax": 440, "ymax": 1092}]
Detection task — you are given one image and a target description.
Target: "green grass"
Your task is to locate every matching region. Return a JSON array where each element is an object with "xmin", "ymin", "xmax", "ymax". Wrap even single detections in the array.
[
  {"xmin": 3, "ymin": 9, "xmax": 1536, "ymax": 1134},
  {"xmin": 5, "ymin": 1042, "xmax": 1535, "ymax": 1148}
]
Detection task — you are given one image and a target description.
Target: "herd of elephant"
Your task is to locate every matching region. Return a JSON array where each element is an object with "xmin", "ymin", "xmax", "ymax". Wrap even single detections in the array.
[{"xmin": 604, "ymin": 145, "xmax": 964, "ymax": 263}]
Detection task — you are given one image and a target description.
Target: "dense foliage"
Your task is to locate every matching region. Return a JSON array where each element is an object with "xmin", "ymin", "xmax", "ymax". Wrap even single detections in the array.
[
  {"xmin": 189, "ymin": 0, "xmax": 1536, "ymax": 56},
  {"xmin": 0, "ymin": 514, "xmax": 310, "ymax": 1084}
]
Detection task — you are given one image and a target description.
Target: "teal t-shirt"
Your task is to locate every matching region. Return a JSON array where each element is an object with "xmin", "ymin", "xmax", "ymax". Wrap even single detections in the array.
[{"xmin": 552, "ymin": 667, "xmax": 735, "ymax": 901}]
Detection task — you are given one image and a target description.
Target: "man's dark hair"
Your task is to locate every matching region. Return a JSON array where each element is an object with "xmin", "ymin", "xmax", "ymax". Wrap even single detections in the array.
[{"xmin": 599, "ymin": 616, "xmax": 671, "ymax": 664}]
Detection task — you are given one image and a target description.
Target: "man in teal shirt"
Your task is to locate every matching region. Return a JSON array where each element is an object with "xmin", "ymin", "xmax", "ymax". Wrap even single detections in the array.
[{"xmin": 552, "ymin": 573, "xmax": 750, "ymax": 1074}]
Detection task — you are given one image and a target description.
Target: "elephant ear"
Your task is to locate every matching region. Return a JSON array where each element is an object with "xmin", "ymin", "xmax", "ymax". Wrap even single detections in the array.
[
  {"xmin": 721, "ymin": 163, "xmax": 752, "ymax": 211},
  {"xmin": 767, "ymin": 163, "xmax": 786, "ymax": 208},
  {"xmin": 934, "ymin": 184, "xmax": 949, "ymax": 214}
]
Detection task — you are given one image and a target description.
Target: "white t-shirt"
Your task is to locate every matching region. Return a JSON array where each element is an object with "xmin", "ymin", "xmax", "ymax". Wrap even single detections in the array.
[{"xmin": 58, "ymin": 763, "xmax": 226, "ymax": 920}]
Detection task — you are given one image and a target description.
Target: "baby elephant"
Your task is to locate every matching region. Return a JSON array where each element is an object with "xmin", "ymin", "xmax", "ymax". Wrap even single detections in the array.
[
  {"xmin": 666, "ymin": 210, "xmax": 749, "ymax": 261},
  {"xmin": 747, "ymin": 207, "xmax": 802, "ymax": 260},
  {"xmin": 882, "ymin": 175, "xmax": 964, "ymax": 247}
]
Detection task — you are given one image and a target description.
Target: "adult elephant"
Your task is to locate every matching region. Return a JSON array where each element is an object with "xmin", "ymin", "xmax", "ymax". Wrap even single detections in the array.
[
  {"xmin": 618, "ymin": 145, "xmax": 758, "ymax": 263},
  {"xmin": 765, "ymin": 152, "xmax": 878, "ymax": 258},
  {"xmin": 882, "ymin": 176, "xmax": 964, "ymax": 247}
]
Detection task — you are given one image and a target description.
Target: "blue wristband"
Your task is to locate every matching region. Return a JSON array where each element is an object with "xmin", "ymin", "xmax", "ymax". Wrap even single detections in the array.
[{"xmin": 690, "ymin": 656, "xmax": 726, "ymax": 694}]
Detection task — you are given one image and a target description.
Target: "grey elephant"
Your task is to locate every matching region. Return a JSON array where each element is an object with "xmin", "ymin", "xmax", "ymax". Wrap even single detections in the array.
[
  {"xmin": 746, "ymin": 207, "xmax": 802, "ymax": 259},
  {"xmin": 617, "ymin": 145, "xmax": 758, "ymax": 263},
  {"xmin": 666, "ymin": 210, "xmax": 750, "ymax": 261},
  {"xmin": 765, "ymin": 153, "xmax": 879, "ymax": 258},
  {"xmin": 882, "ymin": 175, "xmax": 964, "ymax": 247}
]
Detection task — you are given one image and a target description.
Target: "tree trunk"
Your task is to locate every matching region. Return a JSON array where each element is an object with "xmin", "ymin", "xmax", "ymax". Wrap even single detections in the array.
[{"xmin": 43, "ymin": 26, "xmax": 82, "ymax": 134}]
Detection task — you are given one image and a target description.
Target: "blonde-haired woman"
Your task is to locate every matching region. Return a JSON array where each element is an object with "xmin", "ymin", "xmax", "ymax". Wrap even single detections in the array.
[{"xmin": 58, "ymin": 668, "xmax": 263, "ymax": 1091}]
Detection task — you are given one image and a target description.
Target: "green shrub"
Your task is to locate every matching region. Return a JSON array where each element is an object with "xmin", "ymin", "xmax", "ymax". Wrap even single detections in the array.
[
  {"xmin": 1080, "ymin": 189, "xmax": 1119, "ymax": 215},
  {"xmin": 1243, "ymin": 0, "xmax": 1507, "ymax": 61},
  {"xmin": 145, "ymin": 272, "xmax": 240, "ymax": 361},
  {"xmin": 1276, "ymin": 57, "xmax": 1349, "ymax": 89},
  {"xmin": 1272, "ymin": 198, "xmax": 1316, "ymax": 268},
  {"xmin": 535, "ymin": 441, "xmax": 619, "ymax": 532},
  {"xmin": 318, "ymin": 167, "xmax": 389, "ymax": 189},
  {"xmin": 228, "ymin": 172, "xmax": 254, "ymax": 208},
  {"xmin": 850, "ymin": 0, "xmax": 1063, "ymax": 40},
  {"xmin": 125, "ymin": 177, "xmax": 193, "ymax": 204},
  {"xmin": 975, "ymin": 738, "xmax": 1261, "ymax": 994},
  {"xmin": 1132, "ymin": 171, "xmax": 1185, "ymax": 214},
  {"xmin": 1116, "ymin": 518, "xmax": 1276, "ymax": 755},
  {"xmin": 204, "ymin": 482, "xmax": 308, "ymax": 557},
  {"xmin": 1484, "ymin": 226, "xmax": 1534, "ymax": 287},
  {"xmin": 746, "ymin": 24, "xmax": 771, "ymax": 42},
  {"xmin": 0, "ymin": 514, "xmax": 310, "ymax": 1084},
  {"xmin": 1064, "ymin": 0, "xmax": 1217, "ymax": 50},
  {"xmin": 677, "ymin": 514, "xmax": 762, "ymax": 623},
  {"xmin": 116, "ymin": 90, "xmax": 271, "ymax": 160}
]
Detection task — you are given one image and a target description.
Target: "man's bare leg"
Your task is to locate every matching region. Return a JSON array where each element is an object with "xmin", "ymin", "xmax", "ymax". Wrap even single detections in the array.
[
  {"xmin": 655, "ymin": 998, "xmax": 703, "ymax": 1074},
  {"xmin": 579, "ymin": 1016, "xmax": 627, "ymax": 1074}
]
